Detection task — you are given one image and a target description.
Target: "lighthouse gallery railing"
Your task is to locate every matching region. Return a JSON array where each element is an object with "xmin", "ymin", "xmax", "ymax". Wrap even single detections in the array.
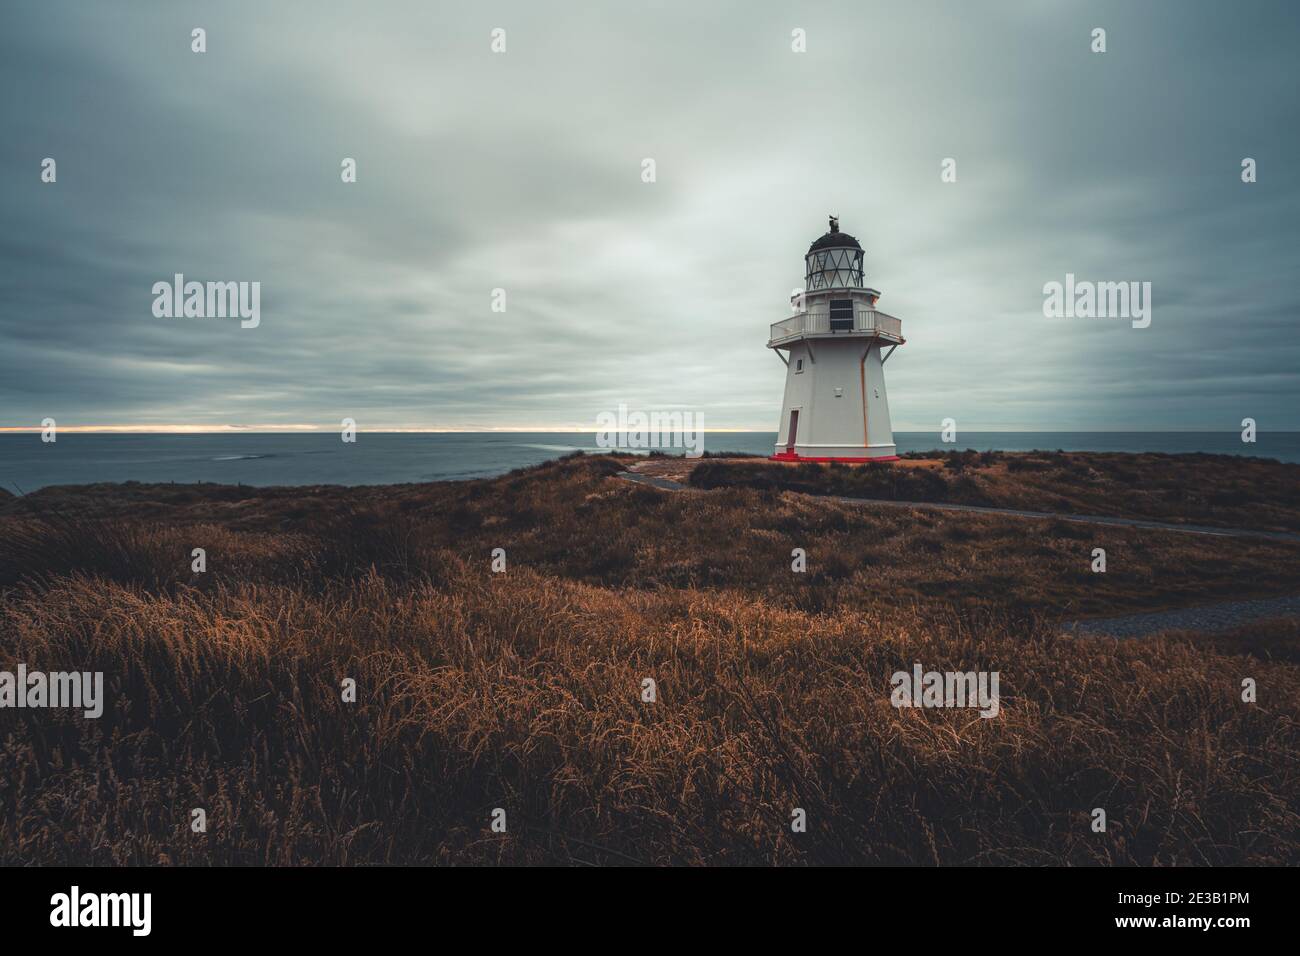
[{"xmin": 768, "ymin": 309, "xmax": 902, "ymax": 346}]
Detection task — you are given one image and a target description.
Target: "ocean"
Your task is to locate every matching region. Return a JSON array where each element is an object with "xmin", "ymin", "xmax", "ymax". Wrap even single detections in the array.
[{"xmin": 1, "ymin": 432, "xmax": 1296, "ymax": 493}]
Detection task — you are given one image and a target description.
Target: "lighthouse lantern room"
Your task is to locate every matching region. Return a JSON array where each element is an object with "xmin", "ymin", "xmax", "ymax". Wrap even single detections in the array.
[{"xmin": 769, "ymin": 216, "xmax": 905, "ymax": 462}]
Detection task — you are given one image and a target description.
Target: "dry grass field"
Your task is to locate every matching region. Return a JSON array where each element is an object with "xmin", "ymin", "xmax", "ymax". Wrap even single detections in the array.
[
  {"xmin": 690, "ymin": 450, "xmax": 1300, "ymax": 533},
  {"xmin": 1, "ymin": 452, "xmax": 1298, "ymax": 865}
]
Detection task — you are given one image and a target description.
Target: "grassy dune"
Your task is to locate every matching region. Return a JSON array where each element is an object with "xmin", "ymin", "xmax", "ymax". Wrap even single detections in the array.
[
  {"xmin": 691, "ymin": 450, "xmax": 1300, "ymax": 533},
  {"xmin": 1, "ymin": 454, "xmax": 1298, "ymax": 865}
]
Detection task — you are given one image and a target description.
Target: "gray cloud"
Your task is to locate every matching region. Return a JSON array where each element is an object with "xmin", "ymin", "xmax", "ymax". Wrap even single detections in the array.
[{"xmin": 2, "ymin": 0, "xmax": 1298, "ymax": 430}]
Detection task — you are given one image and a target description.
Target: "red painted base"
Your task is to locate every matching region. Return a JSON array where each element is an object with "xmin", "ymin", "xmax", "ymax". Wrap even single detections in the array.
[{"xmin": 769, "ymin": 453, "xmax": 900, "ymax": 463}]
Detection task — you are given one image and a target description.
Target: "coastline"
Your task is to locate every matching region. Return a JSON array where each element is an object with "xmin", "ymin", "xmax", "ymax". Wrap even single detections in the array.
[{"xmin": 3, "ymin": 431, "xmax": 1300, "ymax": 495}]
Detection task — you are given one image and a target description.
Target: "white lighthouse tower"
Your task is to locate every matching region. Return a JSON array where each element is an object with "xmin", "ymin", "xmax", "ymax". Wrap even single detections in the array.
[{"xmin": 769, "ymin": 216, "xmax": 905, "ymax": 462}]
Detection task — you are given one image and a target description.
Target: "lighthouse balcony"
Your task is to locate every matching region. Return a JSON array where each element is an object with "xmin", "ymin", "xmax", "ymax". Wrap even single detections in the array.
[{"xmin": 768, "ymin": 309, "xmax": 903, "ymax": 349}]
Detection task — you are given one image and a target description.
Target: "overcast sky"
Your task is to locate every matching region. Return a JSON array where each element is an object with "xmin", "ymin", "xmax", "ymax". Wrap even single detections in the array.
[{"xmin": 2, "ymin": 0, "xmax": 1297, "ymax": 431}]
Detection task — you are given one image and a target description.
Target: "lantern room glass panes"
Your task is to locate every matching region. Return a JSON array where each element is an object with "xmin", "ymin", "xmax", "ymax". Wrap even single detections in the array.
[{"xmin": 805, "ymin": 247, "xmax": 864, "ymax": 290}]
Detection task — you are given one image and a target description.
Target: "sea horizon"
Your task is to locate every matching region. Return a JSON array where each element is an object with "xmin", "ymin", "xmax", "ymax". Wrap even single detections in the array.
[{"xmin": 2, "ymin": 430, "xmax": 1296, "ymax": 493}]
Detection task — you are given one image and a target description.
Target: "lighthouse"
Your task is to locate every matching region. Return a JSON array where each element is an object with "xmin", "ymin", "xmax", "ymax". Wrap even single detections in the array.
[{"xmin": 769, "ymin": 217, "xmax": 905, "ymax": 462}]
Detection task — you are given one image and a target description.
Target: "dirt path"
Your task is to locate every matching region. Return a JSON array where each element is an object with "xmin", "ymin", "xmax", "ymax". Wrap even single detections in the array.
[{"xmin": 1062, "ymin": 595, "xmax": 1300, "ymax": 638}]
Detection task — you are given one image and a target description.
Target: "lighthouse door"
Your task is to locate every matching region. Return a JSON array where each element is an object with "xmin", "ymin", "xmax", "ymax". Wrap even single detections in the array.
[{"xmin": 787, "ymin": 410, "xmax": 799, "ymax": 452}]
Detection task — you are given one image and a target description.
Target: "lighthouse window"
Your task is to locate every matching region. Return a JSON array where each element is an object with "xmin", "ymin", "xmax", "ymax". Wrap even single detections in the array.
[
  {"xmin": 795, "ymin": 358, "xmax": 804, "ymax": 373},
  {"xmin": 829, "ymin": 299, "xmax": 854, "ymax": 331}
]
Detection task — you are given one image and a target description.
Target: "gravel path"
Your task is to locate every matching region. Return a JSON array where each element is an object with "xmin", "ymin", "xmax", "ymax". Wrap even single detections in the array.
[
  {"xmin": 1063, "ymin": 595, "xmax": 1300, "ymax": 638},
  {"xmin": 617, "ymin": 471, "xmax": 692, "ymax": 492}
]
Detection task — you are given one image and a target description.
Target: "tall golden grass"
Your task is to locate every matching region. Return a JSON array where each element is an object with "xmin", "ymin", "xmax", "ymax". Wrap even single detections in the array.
[{"xmin": 1, "ymin": 454, "xmax": 1297, "ymax": 864}]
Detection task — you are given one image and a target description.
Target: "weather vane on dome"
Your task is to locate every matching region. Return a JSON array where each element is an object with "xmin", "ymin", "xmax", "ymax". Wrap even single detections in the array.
[{"xmin": 829, "ymin": 215, "xmax": 839, "ymax": 232}]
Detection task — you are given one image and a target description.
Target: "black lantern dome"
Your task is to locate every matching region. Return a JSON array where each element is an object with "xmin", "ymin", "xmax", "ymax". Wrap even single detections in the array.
[
  {"xmin": 807, "ymin": 216, "xmax": 862, "ymax": 253},
  {"xmin": 805, "ymin": 216, "xmax": 864, "ymax": 290}
]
